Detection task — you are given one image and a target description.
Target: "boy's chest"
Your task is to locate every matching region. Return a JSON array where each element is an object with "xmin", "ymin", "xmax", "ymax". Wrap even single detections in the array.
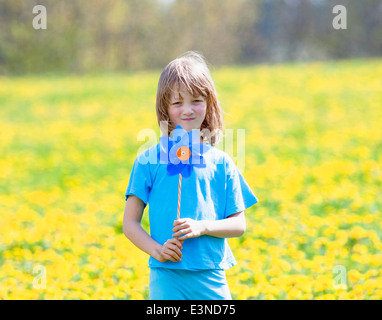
[
  {"xmin": 151, "ymin": 163, "xmax": 226, "ymax": 193},
  {"xmin": 148, "ymin": 163, "xmax": 227, "ymax": 220}
]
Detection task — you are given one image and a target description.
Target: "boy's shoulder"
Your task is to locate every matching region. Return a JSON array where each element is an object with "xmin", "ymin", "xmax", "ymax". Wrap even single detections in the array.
[{"xmin": 207, "ymin": 145, "xmax": 234, "ymax": 166}]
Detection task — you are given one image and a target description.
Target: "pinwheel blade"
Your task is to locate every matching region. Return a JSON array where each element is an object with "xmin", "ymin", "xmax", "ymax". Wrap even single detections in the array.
[
  {"xmin": 181, "ymin": 163, "xmax": 192, "ymax": 178},
  {"xmin": 167, "ymin": 162, "xmax": 185, "ymax": 176}
]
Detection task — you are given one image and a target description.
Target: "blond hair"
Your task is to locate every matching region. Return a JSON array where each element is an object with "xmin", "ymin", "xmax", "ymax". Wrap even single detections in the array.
[{"xmin": 156, "ymin": 51, "xmax": 223, "ymax": 146}]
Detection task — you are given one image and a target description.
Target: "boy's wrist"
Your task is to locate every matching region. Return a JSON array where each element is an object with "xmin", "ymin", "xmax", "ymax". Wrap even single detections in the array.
[
  {"xmin": 200, "ymin": 220, "xmax": 209, "ymax": 236},
  {"xmin": 152, "ymin": 244, "xmax": 164, "ymax": 262}
]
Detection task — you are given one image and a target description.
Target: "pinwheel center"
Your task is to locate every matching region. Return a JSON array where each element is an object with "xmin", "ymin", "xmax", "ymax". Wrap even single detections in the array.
[{"xmin": 176, "ymin": 146, "xmax": 191, "ymax": 161}]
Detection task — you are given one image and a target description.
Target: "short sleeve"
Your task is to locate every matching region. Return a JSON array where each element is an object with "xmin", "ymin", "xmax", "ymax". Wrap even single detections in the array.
[
  {"xmin": 224, "ymin": 156, "xmax": 259, "ymax": 217},
  {"xmin": 125, "ymin": 153, "xmax": 152, "ymax": 209}
]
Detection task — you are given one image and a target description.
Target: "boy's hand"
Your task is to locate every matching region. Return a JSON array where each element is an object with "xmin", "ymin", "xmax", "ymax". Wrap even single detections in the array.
[
  {"xmin": 157, "ymin": 237, "xmax": 184, "ymax": 262},
  {"xmin": 172, "ymin": 218, "xmax": 206, "ymax": 240}
]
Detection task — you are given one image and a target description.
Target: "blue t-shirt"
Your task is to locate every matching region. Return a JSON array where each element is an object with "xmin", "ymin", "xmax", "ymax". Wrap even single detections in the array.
[{"xmin": 125, "ymin": 143, "xmax": 259, "ymax": 270}]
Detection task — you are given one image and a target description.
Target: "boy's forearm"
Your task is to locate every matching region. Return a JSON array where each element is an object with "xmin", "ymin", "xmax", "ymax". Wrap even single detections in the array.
[
  {"xmin": 202, "ymin": 213, "xmax": 246, "ymax": 238},
  {"xmin": 123, "ymin": 220, "xmax": 162, "ymax": 261}
]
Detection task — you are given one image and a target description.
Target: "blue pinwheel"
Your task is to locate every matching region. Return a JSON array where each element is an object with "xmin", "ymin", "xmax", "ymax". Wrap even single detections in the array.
[
  {"xmin": 159, "ymin": 125, "xmax": 210, "ymax": 178},
  {"xmin": 158, "ymin": 125, "xmax": 210, "ymax": 219}
]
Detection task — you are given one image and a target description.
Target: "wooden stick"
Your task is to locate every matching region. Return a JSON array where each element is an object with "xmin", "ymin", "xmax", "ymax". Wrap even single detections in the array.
[{"xmin": 177, "ymin": 173, "xmax": 182, "ymax": 220}]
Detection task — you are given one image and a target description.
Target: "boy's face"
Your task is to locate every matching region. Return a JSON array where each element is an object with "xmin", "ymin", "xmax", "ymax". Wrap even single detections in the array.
[{"xmin": 168, "ymin": 85, "xmax": 207, "ymax": 133}]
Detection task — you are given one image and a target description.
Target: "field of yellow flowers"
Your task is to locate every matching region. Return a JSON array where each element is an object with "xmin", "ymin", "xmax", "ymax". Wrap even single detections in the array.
[{"xmin": 1, "ymin": 59, "xmax": 382, "ymax": 299}]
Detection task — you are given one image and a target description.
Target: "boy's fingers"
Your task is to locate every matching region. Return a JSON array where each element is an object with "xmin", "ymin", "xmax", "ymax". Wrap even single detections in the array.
[
  {"xmin": 164, "ymin": 240, "xmax": 183, "ymax": 260},
  {"xmin": 175, "ymin": 240, "xmax": 183, "ymax": 249},
  {"xmin": 163, "ymin": 249, "xmax": 176, "ymax": 262},
  {"xmin": 172, "ymin": 224, "xmax": 186, "ymax": 232},
  {"xmin": 169, "ymin": 243, "xmax": 182, "ymax": 257},
  {"xmin": 173, "ymin": 218, "xmax": 189, "ymax": 226},
  {"xmin": 163, "ymin": 252, "xmax": 177, "ymax": 262},
  {"xmin": 165, "ymin": 247, "xmax": 181, "ymax": 261},
  {"xmin": 172, "ymin": 231, "xmax": 182, "ymax": 238},
  {"xmin": 169, "ymin": 237, "xmax": 183, "ymax": 249},
  {"xmin": 173, "ymin": 228, "xmax": 191, "ymax": 238}
]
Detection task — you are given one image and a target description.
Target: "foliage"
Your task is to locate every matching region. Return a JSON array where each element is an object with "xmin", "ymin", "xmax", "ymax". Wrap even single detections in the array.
[
  {"xmin": 1, "ymin": 0, "xmax": 381, "ymax": 74},
  {"xmin": 1, "ymin": 58, "xmax": 382, "ymax": 299}
]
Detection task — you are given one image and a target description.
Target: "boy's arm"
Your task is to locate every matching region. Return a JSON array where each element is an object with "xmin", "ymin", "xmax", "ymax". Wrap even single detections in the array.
[
  {"xmin": 123, "ymin": 195, "xmax": 183, "ymax": 262},
  {"xmin": 172, "ymin": 211, "xmax": 246, "ymax": 240},
  {"xmin": 203, "ymin": 211, "xmax": 246, "ymax": 238}
]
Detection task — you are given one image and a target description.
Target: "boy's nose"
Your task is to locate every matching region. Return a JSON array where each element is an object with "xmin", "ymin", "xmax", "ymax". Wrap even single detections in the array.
[{"xmin": 183, "ymin": 103, "xmax": 194, "ymax": 115}]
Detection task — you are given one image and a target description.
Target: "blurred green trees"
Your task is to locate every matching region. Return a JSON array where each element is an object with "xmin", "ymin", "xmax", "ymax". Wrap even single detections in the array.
[{"xmin": 0, "ymin": 0, "xmax": 381, "ymax": 74}]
